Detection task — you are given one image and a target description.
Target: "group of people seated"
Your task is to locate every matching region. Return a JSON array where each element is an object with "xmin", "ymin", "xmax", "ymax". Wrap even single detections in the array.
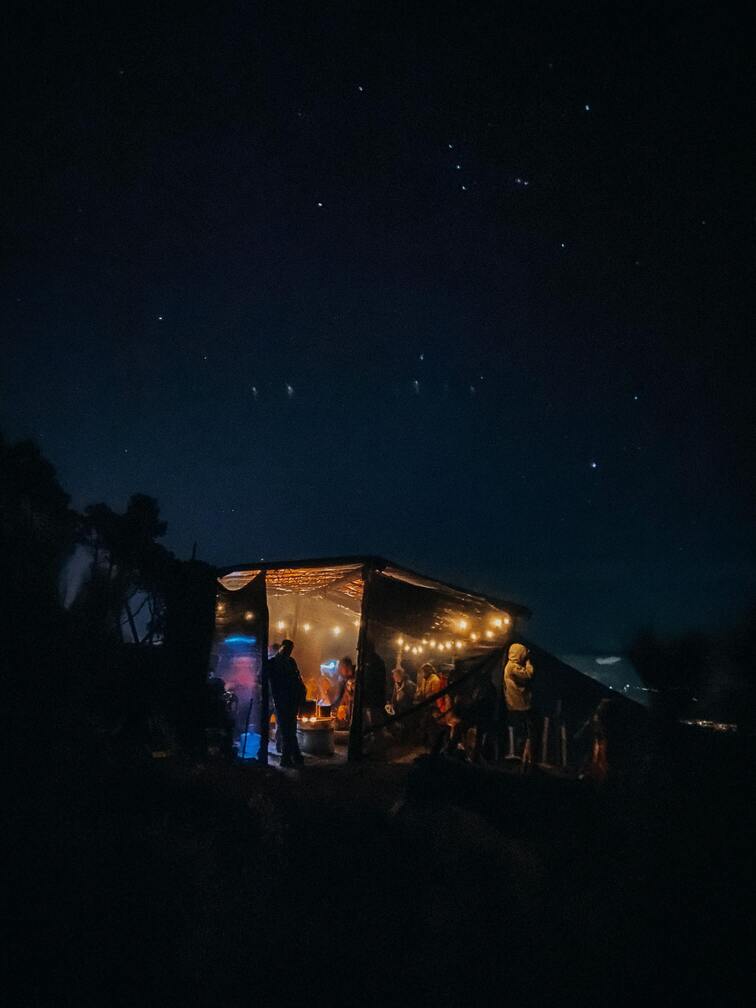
[{"xmin": 265, "ymin": 637, "xmax": 539, "ymax": 766}]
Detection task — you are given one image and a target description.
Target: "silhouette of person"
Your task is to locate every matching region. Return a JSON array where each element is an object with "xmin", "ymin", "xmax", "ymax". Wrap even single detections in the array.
[{"xmin": 268, "ymin": 640, "xmax": 306, "ymax": 767}]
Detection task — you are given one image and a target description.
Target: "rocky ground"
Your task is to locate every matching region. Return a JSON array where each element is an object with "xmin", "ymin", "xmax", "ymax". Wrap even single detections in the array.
[{"xmin": 8, "ymin": 721, "xmax": 754, "ymax": 1006}]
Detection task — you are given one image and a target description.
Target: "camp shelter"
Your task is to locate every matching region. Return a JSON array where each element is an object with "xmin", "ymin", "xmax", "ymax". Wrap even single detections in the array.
[{"xmin": 211, "ymin": 555, "xmax": 632, "ymax": 764}]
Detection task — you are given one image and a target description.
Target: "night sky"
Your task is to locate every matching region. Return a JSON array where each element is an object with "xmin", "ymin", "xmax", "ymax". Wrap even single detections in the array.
[{"xmin": 3, "ymin": 3, "xmax": 754, "ymax": 652}]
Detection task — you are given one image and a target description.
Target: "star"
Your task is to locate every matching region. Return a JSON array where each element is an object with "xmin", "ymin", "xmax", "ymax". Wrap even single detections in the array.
[
  {"xmin": 448, "ymin": 144, "xmax": 453, "ymax": 149},
  {"xmin": 317, "ymin": 202, "xmax": 323, "ymax": 207},
  {"xmin": 357, "ymin": 85, "xmax": 364, "ymax": 92},
  {"xmin": 584, "ymin": 104, "xmax": 591, "ymax": 111},
  {"xmin": 455, "ymin": 164, "xmax": 461, "ymax": 170},
  {"xmin": 286, "ymin": 384, "xmax": 294, "ymax": 398},
  {"xmin": 461, "ymin": 185, "xmax": 467, "ymax": 191},
  {"xmin": 590, "ymin": 461, "xmax": 598, "ymax": 469},
  {"xmin": 157, "ymin": 315, "xmax": 164, "ymax": 321},
  {"xmin": 560, "ymin": 242, "xmax": 566, "ymax": 248}
]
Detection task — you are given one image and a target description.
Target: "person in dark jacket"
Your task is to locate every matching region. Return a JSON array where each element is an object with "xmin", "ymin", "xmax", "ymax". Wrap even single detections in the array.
[
  {"xmin": 268, "ymin": 640, "xmax": 306, "ymax": 767},
  {"xmin": 361, "ymin": 639, "xmax": 387, "ymax": 730},
  {"xmin": 388, "ymin": 666, "xmax": 416, "ymax": 716},
  {"xmin": 445, "ymin": 675, "xmax": 498, "ymax": 762}
]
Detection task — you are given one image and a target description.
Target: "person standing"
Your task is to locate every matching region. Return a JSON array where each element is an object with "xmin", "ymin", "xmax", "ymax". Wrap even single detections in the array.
[
  {"xmin": 361, "ymin": 640, "xmax": 387, "ymax": 730},
  {"xmin": 503, "ymin": 643, "xmax": 535, "ymax": 766},
  {"xmin": 333, "ymin": 656, "xmax": 356, "ymax": 729},
  {"xmin": 268, "ymin": 640, "xmax": 306, "ymax": 767}
]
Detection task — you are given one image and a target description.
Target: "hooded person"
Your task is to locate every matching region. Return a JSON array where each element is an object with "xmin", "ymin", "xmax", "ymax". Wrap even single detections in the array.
[{"xmin": 503, "ymin": 643, "xmax": 535, "ymax": 765}]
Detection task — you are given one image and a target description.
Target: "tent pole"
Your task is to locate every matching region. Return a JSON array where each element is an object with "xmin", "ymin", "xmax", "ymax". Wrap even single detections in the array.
[
  {"xmin": 258, "ymin": 571, "xmax": 270, "ymax": 766},
  {"xmin": 348, "ymin": 563, "xmax": 373, "ymax": 762}
]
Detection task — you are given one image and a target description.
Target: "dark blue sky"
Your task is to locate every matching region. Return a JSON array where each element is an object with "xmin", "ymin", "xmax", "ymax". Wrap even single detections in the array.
[{"xmin": 2, "ymin": 2, "xmax": 754, "ymax": 651}]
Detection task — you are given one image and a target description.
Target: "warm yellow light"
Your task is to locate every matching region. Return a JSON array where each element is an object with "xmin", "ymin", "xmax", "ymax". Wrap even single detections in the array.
[
  {"xmin": 276, "ymin": 620, "xmax": 286, "ymax": 631},
  {"xmin": 244, "ymin": 611, "xmax": 254, "ymax": 621},
  {"xmin": 445, "ymin": 642, "xmax": 453, "ymax": 651},
  {"xmin": 353, "ymin": 619, "xmax": 360, "ymax": 628},
  {"xmin": 485, "ymin": 630, "xmax": 494, "ymax": 639},
  {"xmin": 504, "ymin": 615, "xmax": 511, "ymax": 625},
  {"xmin": 411, "ymin": 646, "xmax": 418, "ymax": 655},
  {"xmin": 422, "ymin": 639, "xmax": 428, "ymax": 645},
  {"xmin": 492, "ymin": 617, "xmax": 503, "ymax": 628},
  {"xmin": 430, "ymin": 641, "xmax": 436, "ymax": 649},
  {"xmin": 471, "ymin": 632, "xmax": 478, "ymax": 641},
  {"xmin": 404, "ymin": 645, "xmax": 410, "ymax": 652},
  {"xmin": 397, "ymin": 636, "xmax": 404, "ymax": 646},
  {"xmin": 332, "ymin": 626, "xmax": 342, "ymax": 636},
  {"xmin": 303, "ymin": 622, "xmax": 311, "ymax": 632},
  {"xmin": 455, "ymin": 641, "xmax": 462, "ymax": 649},
  {"xmin": 216, "ymin": 602, "xmax": 225, "ymax": 613},
  {"xmin": 457, "ymin": 619, "xmax": 468, "ymax": 631}
]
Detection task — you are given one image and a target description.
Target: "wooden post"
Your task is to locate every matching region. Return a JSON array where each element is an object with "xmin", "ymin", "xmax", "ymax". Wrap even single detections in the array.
[
  {"xmin": 507, "ymin": 725, "xmax": 515, "ymax": 758},
  {"xmin": 348, "ymin": 563, "xmax": 373, "ymax": 762},
  {"xmin": 541, "ymin": 715, "xmax": 550, "ymax": 765},
  {"xmin": 560, "ymin": 723, "xmax": 568, "ymax": 768},
  {"xmin": 257, "ymin": 571, "xmax": 270, "ymax": 766},
  {"xmin": 290, "ymin": 591, "xmax": 302, "ymax": 641}
]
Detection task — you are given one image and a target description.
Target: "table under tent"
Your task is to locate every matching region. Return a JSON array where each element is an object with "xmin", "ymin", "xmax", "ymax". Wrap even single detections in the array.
[{"xmin": 210, "ymin": 555, "xmax": 630, "ymax": 766}]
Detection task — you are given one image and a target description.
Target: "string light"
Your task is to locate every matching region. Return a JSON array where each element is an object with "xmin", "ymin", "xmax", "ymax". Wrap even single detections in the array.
[
  {"xmin": 244, "ymin": 611, "xmax": 254, "ymax": 621},
  {"xmin": 332, "ymin": 626, "xmax": 342, "ymax": 636},
  {"xmin": 457, "ymin": 619, "xmax": 468, "ymax": 631},
  {"xmin": 303, "ymin": 623, "xmax": 311, "ymax": 632},
  {"xmin": 492, "ymin": 618, "xmax": 503, "ymax": 628},
  {"xmin": 455, "ymin": 641, "xmax": 462, "ymax": 649},
  {"xmin": 404, "ymin": 645, "xmax": 410, "ymax": 652},
  {"xmin": 276, "ymin": 620, "xmax": 286, "ymax": 631},
  {"xmin": 216, "ymin": 602, "xmax": 225, "ymax": 614},
  {"xmin": 396, "ymin": 636, "xmax": 404, "ymax": 646},
  {"xmin": 485, "ymin": 630, "xmax": 494, "ymax": 639},
  {"xmin": 471, "ymin": 632, "xmax": 478, "ymax": 641}
]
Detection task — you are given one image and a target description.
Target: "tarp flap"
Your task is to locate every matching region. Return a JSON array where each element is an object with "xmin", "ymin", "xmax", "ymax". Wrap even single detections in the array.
[
  {"xmin": 211, "ymin": 571, "xmax": 269, "ymax": 741},
  {"xmin": 380, "ymin": 563, "xmax": 528, "ymax": 618}
]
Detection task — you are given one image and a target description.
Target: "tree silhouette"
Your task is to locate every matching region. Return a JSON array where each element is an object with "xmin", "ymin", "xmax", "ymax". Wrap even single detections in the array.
[{"xmin": 80, "ymin": 494, "xmax": 170, "ymax": 644}]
